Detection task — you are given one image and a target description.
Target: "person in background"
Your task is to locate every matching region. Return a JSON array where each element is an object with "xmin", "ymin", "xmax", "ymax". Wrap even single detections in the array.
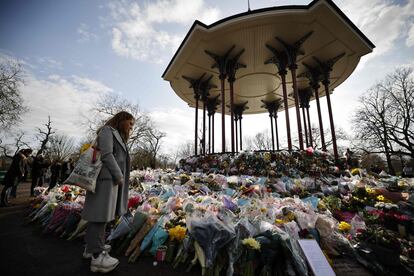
[
  {"xmin": 47, "ymin": 160, "xmax": 62, "ymax": 191},
  {"xmin": 10, "ymin": 150, "xmax": 33, "ymax": 198},
  {"xmin": 30, "ymin": 154, "xmax": 46, "ymax": 196},
  {"xmin": 1, "ymin": 149, "xmax": 33, "ymax": 207},
  {"xmin": 61, "ymin": 158, "xmax": 74, "ymax": 183},
  {"xmin": 82, "ymin": 111, "xmax": 134, "ymax": 273},
  {"xmin": 344, "ymin": 148, "xmax": 353, "ymax": 169}
]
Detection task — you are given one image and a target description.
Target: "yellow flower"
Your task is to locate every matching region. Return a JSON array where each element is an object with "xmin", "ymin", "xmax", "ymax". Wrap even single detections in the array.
[
  {"xmin": 80, "ymin": 143, "xmax": 91, "ymax": 154},
  {"xmin": 365, "ymin": 187, "xmax": 375, "ymax": 194},
  {"xmin": 338, "ymin": 221, "xmax": 351, "ymax": 232},
  {"xmin": 377, "ymin": 195, "xmax": 385, "ymax": 201},
  {"xmin": 286, "ymin": 212, "xmax": 295, "ymax": 221},
  {"xmin": 351, "ymin": 168, "xmax": 360, "ymax": 175},
  {"xmin": 168, "ymin": 225, "xmax": 187, "ymax": 242},
  {"xmin": 242, "ymin": 238, "xmax": 261, "ymax": 250}
]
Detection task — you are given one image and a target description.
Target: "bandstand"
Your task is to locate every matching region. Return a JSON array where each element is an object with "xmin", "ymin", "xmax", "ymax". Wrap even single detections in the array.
[{"xmin": 162, "ymin": 0, "xmax": 374, "ymax": 161}]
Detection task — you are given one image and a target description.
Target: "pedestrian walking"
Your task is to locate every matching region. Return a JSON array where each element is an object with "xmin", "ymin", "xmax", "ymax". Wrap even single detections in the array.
[{"xmin": 1, "ymin": 149, "xmax": 32, "ymax": 207}]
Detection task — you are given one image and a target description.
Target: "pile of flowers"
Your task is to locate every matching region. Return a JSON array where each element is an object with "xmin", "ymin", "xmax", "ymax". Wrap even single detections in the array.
[{"xmin": 27, "ymin": 150, "xmax": 414, "ymax": 275}]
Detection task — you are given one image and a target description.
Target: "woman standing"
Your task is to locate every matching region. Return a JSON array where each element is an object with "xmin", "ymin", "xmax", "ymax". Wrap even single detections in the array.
[
  {"xmin": 82, "ymin": 111, "xmax": 134, "ymax": 273},
  {"xmin": 1, "ymin": 148, "xmax": 32, "ymax": 207}
]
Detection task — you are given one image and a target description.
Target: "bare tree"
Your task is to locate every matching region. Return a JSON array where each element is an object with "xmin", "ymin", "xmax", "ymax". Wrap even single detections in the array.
[
  {"xmin": 353, "ymin": 67, "xmax": 414, "ymax": 174},
  {"xmin": 245, "ymin": 130, "xmax": 272, "ymax": 151},
  {"xmin": 0, "ymin": 132, "xmax": 31, "ymax": 158},
  {"xmin": 0, "ymin": 58, "xmax": 28, "ymax": 129},
  {"xmin": 47, "ymin": 133, "xmax": 76, "ymax": 161},
  {"xmin": 140, "ymin": 128, "xmax": 166, "ymax": 168},
  {"xmin": 353, "ymin": 85, "xmax": 395, "ymax": 174},
  {"xmin": 174, "ymin": 140, "xmax": 194, "ymax": 162},
  {"xmin": 360, "ymin": 153, "xmax": 385, "ymax": 171},
  {"xmin": 309, "ymin": 125, "xmax": 349, "ymax": 152},
  {"xmin": 36, "ymin": 116, "xmax": 55, "ymax": 156},
  {"xmin": 379, "ymin": 67, "xmax": 414, "ymax": 157},
  {"xmin": 86, "ymin": 93, "xmax": 151, "ymax": 151}
]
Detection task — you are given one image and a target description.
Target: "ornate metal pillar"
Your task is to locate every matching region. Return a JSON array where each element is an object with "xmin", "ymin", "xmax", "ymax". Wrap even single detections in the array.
[
  {"xmin": 226, "ymin": 49, "xmax": 246, "ymax": 154},
  {"xmin": 264, "ymin": 46, "xmax": 292, "ymax": 151},
  {"xmin": 233, "ymin": 102, "xmax": 248, "ymax": 151},
  {"xmin": 261, "ymin": 99, "xmax": 281, "ymax": 151},
  {"xmin": 299, "ymin": 88, "xmax": 312, "ymax": 148},
  {"xmin": 234, "ymin": 115, "xmax": 239, "ymax": 153},
  {"xmin": 206, "ymin": 96, "xmax": 220, "ymax": 154},
  {"xmin": 182, "ymin": 74, "xmax": 206, "ymax": 155},
  {"xmin": 314, "ymin": 53, "xmax": 345, "ymax": 161},
  {"xmin": 276, "ymin": 31, "xmax": 313, "ymax": 151},
  {"xmin": 306, "ymin": 105, "xmax": 313, "ymax": 147},
  {"xmin": 208, "ymin": 112, "xmax": 211, "ymax": 153},
  {"xmin": 205, "ymin": 46, "xmax": 235, "ymax": 153},
  {"xmin": 301, "ymin": 63, "xmax": 326, "ymax": 151},
  {"xmin": 274, "ymin": 113, "xmax": 279, "ymax": 151},
  {"xmin": 199, "ymin": 76, "xmax": 216, "ymax": 155}
]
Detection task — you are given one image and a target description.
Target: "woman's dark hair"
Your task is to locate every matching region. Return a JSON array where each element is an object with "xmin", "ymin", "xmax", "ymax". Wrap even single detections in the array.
[{"xmin": 103, "ymin": 111, "xmax": 135, "ymax": 142}]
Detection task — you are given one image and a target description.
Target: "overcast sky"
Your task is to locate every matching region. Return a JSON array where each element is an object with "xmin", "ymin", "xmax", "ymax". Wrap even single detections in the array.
[{"xmin": 1, "ymin": 0, "xmax": 414, "ymax": 155}]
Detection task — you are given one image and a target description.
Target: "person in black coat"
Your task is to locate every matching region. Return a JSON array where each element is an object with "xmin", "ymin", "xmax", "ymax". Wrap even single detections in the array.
[
  {"xmin": 30, "ymin": 154, "xmax": 46, "ymax": 196},
  {"xmin": 47, "ymin": 160, "xmax": 62, "ymax": 191},
  {"xmin": 60, "ymin": 158, "xmax": 74, "ymax": 183},
  {"xmin": 1, "ymin": 149, "xmax": 32, "ymax": 207}
]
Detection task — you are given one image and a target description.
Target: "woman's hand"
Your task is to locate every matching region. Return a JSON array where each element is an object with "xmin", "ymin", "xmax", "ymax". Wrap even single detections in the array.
[{"xmin": 115, "ymin": 178, "xmax": 124, "ymax": 186}]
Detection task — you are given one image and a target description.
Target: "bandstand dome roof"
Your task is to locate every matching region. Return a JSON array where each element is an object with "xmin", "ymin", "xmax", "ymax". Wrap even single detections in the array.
[{"xmin": 162, "ymin": 0, "xmax": 374, "ymax": 115}]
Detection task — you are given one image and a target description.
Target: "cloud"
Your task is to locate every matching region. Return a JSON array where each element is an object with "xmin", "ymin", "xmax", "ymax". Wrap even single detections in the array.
[
  {"xmin": 16, "ymin": 70, "xmax": 113, "ymax": 141},
  {"xmin": 77, "ymin": 23, "xmax": 98, "ymax": 43},
  {"xmin": 149, "ymin": 108, "xmax": 195, "ymax": 154},
  {"xmin": 407, "ymin": 24, "xmax": 414, "ymax": 48},
  {"xmin": 106, "ymin": 0, "xmax": 220, "ymax": 63},
  {"xmin": 339, "ymin": 0, "xmax": 414, "ymax": 62},
  {"xmin": 36, "ymin": 57, "xmax": 63, "ymax": 70}
]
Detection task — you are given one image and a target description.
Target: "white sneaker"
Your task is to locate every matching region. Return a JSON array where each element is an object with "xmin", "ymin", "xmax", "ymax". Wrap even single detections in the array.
[
  {"xmin": 90, "ymin": 251, "xmax": 119, "ymax": 273},
  {"xmin": 83, "ymin": 244, "xmax": 112, "ymax": 259}
]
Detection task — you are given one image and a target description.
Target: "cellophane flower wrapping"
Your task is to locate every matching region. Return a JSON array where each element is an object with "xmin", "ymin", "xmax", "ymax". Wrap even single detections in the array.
[
  {"xmin": 226, "ymin": 218, "xmax": 255, "ymax": 276},
  {"xmin": 107, "ymin": 212, "xmax": 133, "ymax": 241},
  {"xmin": 187, "ymin": 211, "xmax": 236, "ymax": 268}
]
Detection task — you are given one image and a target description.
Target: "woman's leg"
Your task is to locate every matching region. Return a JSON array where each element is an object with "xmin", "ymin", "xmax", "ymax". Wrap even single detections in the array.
[{"xmin": 85, "ymin": 222, "xmax": 107, "ymax": 255}]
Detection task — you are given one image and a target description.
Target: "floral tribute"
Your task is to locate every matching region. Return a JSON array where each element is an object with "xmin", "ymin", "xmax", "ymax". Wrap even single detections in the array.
[{"xmin": 27, "ymin": 149, "xmax": 414, "ymax": 275}]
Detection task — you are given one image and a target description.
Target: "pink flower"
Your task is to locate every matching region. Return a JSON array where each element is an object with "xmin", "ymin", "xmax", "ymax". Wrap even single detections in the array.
[{"xmin": 305, "ymin": 147, "xmax": 314, "ymax": 156}]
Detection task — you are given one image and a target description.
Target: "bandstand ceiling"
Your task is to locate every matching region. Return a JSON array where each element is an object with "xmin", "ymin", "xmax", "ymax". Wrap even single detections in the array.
[{"xmin": 162, "ymin": 0, "xmax": 374, "ymax": 115}]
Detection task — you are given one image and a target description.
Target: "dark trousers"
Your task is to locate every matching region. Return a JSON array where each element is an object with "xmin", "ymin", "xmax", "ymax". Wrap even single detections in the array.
[
  {"xmin": 48, "ymin": 175, "xmax": 59, "ymax": 191},
  {"xmin": 30, "ymin": 174, "xmax": 44, "ymax": 196},
  {"xmin": 1, "ymin": 177, "xmax": 19, "ymax": 205},
  {"xmin": 10, "ymin": 180, "xmax": 21, "ymax": 198},
  {"xmin": 85, "ymin": 222, "xmax": 107, "ymax": 254}
]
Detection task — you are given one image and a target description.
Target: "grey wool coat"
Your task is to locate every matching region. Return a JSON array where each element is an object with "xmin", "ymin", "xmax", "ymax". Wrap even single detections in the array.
[{"xmin": 82, "ymin": 126, "xmax": 130, "ymax": 222}]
